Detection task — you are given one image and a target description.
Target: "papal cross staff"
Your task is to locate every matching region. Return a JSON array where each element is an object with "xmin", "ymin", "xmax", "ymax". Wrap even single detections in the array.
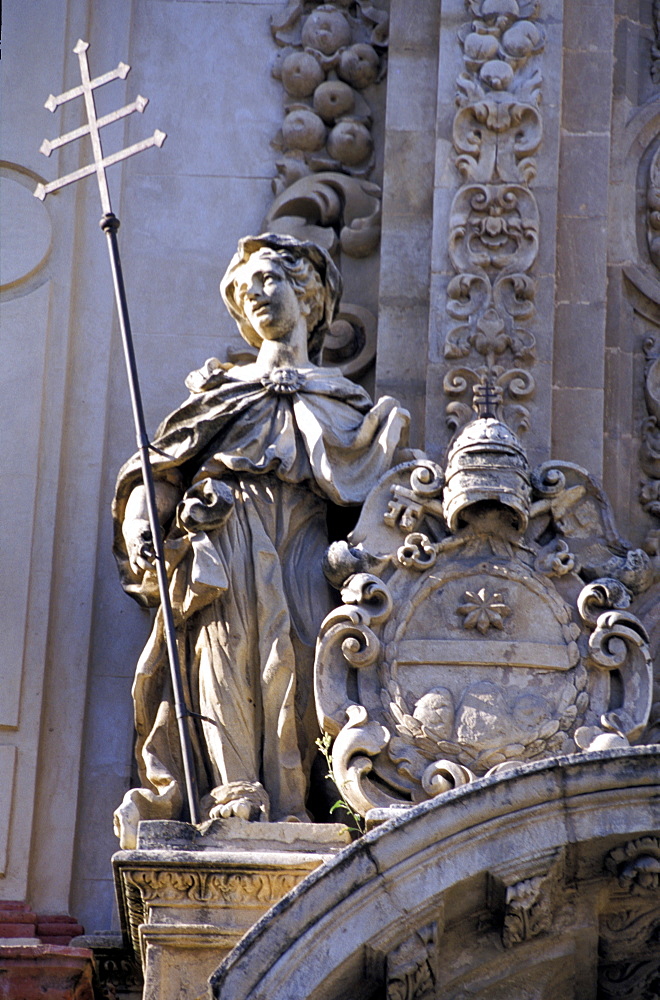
[{"xmin": 35, "ymin": 39, "xmax": 200, "ymax": 827}]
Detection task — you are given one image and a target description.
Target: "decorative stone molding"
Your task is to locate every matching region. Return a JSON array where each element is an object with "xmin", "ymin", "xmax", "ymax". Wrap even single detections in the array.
[
  {"xmin": 124, "ymin": 866, "xmax": 304, "ymax": 906},
  {"xmin": 640, "ymin": 333, "xmax": 660, "ymax": 523},
  {"xmin": 647, "ymin": 150, "xmax": 660, "ymax": 269},
  {"xmin": 501, "ymin": 868, "xmax": 557, "ymax": 948},
  {"xmin": 599, "ymin": 840, "xmax": 660, "ymax": 1000},
  {"xmin": 605, "ymin": 837, "xmax": 660, "ymax": 894},
  {"xmin": 113, "ymin": 820, "xmax": 350, "ymax": 1000},
  {"xmin": 117, "ymin": 862, "xmax": 322, "ymax": 957},
  {"xmin": 488, "ymin": 848, "xmax": 565, "ymax": 949},
  {"xmin": 653, "ymin": 0, "xmax": 660, "ymax": 85},
  {"xmin": 210, "ymin": 750, "xmax": 660, "ymax": 1000},
  {"xmin": 386, "ymin": 923, "xmax": 438, "ymax": 1000},
  {"xmin": 443, "ymin": 0, "xmax": 544, "ymax": 435},
  {"xmin": 266, "ymin": 1, "xmax": 390, "ymax": 377},
  {"xmin": 270, "ymin": 2, "xmax": 388, "ymax": 197}
]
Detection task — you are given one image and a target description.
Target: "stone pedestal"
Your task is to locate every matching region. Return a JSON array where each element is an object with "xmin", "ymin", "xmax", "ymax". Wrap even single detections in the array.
[{"xmin": 113, "ymin": 819, "xmax": 351, "ymax": 1000}]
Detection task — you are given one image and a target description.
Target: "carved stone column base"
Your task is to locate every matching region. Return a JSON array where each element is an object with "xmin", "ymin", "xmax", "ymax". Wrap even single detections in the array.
[{"xmin": 113, "ymin": 819, "xmax": 351, "ymax": 1000}]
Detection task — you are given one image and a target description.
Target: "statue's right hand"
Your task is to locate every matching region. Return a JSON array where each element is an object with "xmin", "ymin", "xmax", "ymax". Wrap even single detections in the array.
[{"xmin": 125, "ymin": 519, "xmax": 156, "ymax": 575}]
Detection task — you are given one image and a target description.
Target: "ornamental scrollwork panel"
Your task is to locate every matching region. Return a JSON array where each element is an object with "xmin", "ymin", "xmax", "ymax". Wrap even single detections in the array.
[{"xmin": 443, "ymin": 0, "xmax": 544, "ymax": 435}]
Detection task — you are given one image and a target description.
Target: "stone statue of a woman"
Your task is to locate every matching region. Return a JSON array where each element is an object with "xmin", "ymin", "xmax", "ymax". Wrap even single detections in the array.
[{"xmin": 112, "ymin": 233, "xmax": 412, "ymax": 847}]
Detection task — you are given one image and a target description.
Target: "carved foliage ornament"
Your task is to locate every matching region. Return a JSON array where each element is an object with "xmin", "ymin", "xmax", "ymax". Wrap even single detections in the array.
[
  {"xmin": 270, "ymin": 1, "xmax": 388, "ymax": 193},
  {"xmin": 119, "ymin": 866, "xmax": 307, "ymax": 955},
  {"xmin": 653, "ymin": 0, "xmax": 660, "ymax": 85},
  {"xmin": 266, "ymin": 2, "xmax": 389, "ymax": 377},
  {"xmin": 605, "ymin": 837, "xmax": 660, "ymax": 895},
  {"xmin": 502, "ymin": 870, "xmax": 556, "ymax": 948},
  {"xmin": 640, "ymin": 333, "xmax": 660, "ymax": 519},
  {"xmin": 647, "ymin": 148, "xmax": 660, "ymax": 270},
  {"xmin": 386, "ymin": 923, "xmax": 438, "ymax": 1000},
  {"xmin": 315, "ymin": 403, "xmax": 653, "ymax": 819},
  {"xmin": 599, "ymin": 838, "xmax": 660, "ymax": 999},
  {"xmin": 444, "ymin": 0, "xmax": 544, "ymax": 436}
]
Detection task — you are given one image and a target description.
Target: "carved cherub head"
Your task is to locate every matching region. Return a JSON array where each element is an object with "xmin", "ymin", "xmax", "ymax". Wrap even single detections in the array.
[
  {"xmin": 220, "ymin": 233, "xmax": 342, "ymax": 363},
  {"xmin": 413, "ymin": 688, "xmax": 456, "ymax": 739}
]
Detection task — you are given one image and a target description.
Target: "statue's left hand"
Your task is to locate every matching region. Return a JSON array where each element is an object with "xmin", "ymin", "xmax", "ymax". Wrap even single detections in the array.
[{"xmin": 124, "ymin": 519, "xmax": 156, "ymax": 575}]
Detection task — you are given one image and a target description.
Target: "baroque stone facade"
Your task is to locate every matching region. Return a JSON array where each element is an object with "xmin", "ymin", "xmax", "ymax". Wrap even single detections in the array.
[{"xmin": 2, "ymin": 1, "xmax": 660, "ymax": 999}]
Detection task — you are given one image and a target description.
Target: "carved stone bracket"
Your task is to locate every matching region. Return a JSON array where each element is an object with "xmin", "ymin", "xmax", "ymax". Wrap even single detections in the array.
[
  {"xmin": 501, "ymin": 872, "xmax": 555, "ymax": 948},
  {"xmin": 443, "ymin": 0, "xmax": 544, "ymax": 435},
  {"xmin": 386, "ymin": 923, "xmax": 438, "ymax": 1000},
  {"xmin": 486, "ymin": 852, "xmax": 561, "ymax": 951},
  {"xmin": 605, "ymin": 837, "xmax": 660, "ymax": 894}
]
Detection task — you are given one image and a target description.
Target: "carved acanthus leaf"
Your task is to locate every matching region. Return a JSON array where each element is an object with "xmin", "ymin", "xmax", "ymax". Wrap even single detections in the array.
[{"xmin": 386, "ymin": 923, "xmax": 438, "ymax": 1000}]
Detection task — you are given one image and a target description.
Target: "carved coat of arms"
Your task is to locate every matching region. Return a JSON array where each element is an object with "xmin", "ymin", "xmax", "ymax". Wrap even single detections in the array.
[{"xmin": 315, "ymin": 398, "xmax": 654, "ymax": 816}]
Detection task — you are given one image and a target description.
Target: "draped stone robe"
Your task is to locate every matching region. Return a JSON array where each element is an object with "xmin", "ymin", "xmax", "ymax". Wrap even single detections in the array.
[{"xmin": 113, "ymin": 363, "xmax": 411, "ymax": 828}]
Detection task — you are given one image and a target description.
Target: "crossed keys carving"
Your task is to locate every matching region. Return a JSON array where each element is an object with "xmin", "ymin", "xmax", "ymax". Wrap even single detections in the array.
[{"xmin": 34, "ymin": 38, "xmax": 165, "ymax": 211}]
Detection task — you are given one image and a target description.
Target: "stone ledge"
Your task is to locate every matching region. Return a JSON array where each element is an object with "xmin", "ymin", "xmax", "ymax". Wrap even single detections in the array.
[
  {"xmin": 0, "ymin": 944, "xmax": 94, "ymax": 1000},
  {"xmin": 112, "ymin": 821, "xmax": 352, "ymax": 1000}
]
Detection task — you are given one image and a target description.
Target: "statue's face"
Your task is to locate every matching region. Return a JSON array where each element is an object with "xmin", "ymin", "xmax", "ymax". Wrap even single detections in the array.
[{"xmin": 234, "ymin": 253, "xmax": 303, "ymax": 342}]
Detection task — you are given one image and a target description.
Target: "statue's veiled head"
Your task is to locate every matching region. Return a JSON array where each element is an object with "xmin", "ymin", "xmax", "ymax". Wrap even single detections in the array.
[{"xmin": 220, "ymin": 233, "xmax": 342, "ymax": 362}]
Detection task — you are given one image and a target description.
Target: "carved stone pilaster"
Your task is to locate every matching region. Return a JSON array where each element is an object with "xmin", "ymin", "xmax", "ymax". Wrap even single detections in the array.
[{"xmin": 443, "ymin": 0, "xmax": 543, "ymax": 436}]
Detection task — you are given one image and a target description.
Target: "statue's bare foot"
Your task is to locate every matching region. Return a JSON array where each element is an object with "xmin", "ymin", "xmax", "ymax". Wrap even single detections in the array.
[
  {"xmin": 206, "ymin": 780, "xmax": 270, "ymax": 822},
  {"xmin": 113, "ymin": 794, "xmax": 141, "ymax": 850},
  {"xmin": 215, "ymin": 796, "xmax": 259, "ymax": 820}
]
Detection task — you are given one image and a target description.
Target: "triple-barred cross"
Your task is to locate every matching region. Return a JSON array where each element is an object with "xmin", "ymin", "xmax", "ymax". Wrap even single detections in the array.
[{"xmin": 34, "ymin": 38, "xmax": 165, "ymax": 212}]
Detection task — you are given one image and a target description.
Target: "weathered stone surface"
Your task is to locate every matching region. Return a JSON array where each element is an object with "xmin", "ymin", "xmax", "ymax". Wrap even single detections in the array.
[
  {"xmin": 315, "ymin": 394, "xmax": 653, "ymax": 817},
  {"xmin": 113, "ymin": 233, "xmax": 412, "ymax": 850},
  {"xmin": 3, "ymin": 0, "xmax": 660, "ymax": 966},
  {"xmin": 0, "ymin": 944, "xmax": 95, "ymax": 1000},
  {"xmin": 210, "ymin": 748, "xmax": 660, "ymax": 1000}
]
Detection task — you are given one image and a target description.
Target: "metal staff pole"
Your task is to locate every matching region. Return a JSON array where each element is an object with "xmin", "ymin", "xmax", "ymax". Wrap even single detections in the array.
[{"xmin": 35, "ymin": 39, "xmax": 200, "ymax": 827}]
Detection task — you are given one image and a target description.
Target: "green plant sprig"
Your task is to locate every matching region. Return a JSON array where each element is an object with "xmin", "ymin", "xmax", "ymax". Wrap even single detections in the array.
[{"xmin": 315, "ymin": 731, "xmax": 365, "ymax": 836}]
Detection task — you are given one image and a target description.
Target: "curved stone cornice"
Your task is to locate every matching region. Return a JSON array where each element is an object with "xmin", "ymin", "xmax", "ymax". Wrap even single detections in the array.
[{"xmin": 211, "ymin": 748, "xmax": 660, "ymax": 1000}]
